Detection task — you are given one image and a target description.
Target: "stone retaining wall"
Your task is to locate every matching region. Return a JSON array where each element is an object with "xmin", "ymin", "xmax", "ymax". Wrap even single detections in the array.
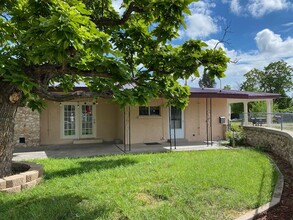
[
  {"xmin": 14, "ymin": 106, "xmax": 40, "ymax": 147},
  {"xmin": 243, "ymin": 126, "xmax": 293, "ymax": 168},
  {"xmin": 0, "ymin": 162, "xmax": 43, "ymax": 193}
]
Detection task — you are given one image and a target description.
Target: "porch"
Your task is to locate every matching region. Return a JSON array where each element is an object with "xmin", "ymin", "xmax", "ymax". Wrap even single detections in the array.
[{"xmin": 13, "ymin": 141, "xmax": 228, "ymax": 161}]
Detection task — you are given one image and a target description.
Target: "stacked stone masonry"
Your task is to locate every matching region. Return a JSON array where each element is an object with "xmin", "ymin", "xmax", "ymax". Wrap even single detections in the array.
[
  {"xmin": 0, "ymin": 162, "xmax": 43, "ymax": 193},
  {"xmin": 243, "ymin": 126, "xmax": 293, "ymax": 168},
  {"xmin": 14, "ymin": 106, "xmax": 40, "ymax": 147}
]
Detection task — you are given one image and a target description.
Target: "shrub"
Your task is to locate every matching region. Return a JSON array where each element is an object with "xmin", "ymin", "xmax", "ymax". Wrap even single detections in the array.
[{"xmin": 225, "ymin": 126, "xmax": 245, "ymax": 147}]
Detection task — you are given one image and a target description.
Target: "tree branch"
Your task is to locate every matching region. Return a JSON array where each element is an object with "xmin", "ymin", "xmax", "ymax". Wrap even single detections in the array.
[
  {"xmin": 26, "ymin": 64, "xmax": 112, "ymax": 78},
  {"xmin": 34, "ymin": 86, "xmax": 113, "ymax": 102},
  {"xmin": 92, "ymin": 2, "xmax": 144, "ymax": 27}
]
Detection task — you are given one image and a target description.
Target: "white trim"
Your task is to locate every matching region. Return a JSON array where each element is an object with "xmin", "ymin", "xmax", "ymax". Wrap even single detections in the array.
[
  {"xmin": 60, "ymin": 102, "xmax": 79, "ymax": 139},
  {"xmin": 60, "ymin": 102, "xmax": 96, "ymax": 139}
]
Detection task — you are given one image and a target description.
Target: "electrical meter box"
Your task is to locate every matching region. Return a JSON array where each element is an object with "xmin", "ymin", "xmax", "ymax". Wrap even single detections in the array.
[{"xmin": 219, "ymin": 116, "xmax": 225, "ymax": 124}]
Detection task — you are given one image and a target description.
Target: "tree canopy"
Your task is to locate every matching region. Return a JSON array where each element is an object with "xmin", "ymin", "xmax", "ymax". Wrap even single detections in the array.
[
  {"xmin": 241, "ymin": 61, "xmax": 293, "ymax": 110},
  {"xmin": 0, "ymin": 0, "xmax": 230, "ymax": 177},
  {"xmin": 0, "ymin": 0, "xmax": 229, "ymax": 110}
]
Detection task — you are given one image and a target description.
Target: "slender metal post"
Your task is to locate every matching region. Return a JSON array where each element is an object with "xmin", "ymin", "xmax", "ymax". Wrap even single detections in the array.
[
  {"xmin": 128, "ymin": 106, "xmax": 131, "ymax": 151},
  {"xmin": 123, "ymin": 107, "xmax": 126, "ymax": 152},
  {"xmin": 173, "ymin": 108, "xmax": 177, "ymax": 149},
  {"xmin": 206, "ymin": 98, "xmax": 209, "ymax": 146},
  {"xmin": 281, "ymin": 114, "xmax": 283, "ymax": 131},
  {"xmin": 169, "ymin": 107, "xmax": 172, "ymax": 150},
  {"xmin": 210, "ymin": 98, "xmax": 213, "ymax": 146}
]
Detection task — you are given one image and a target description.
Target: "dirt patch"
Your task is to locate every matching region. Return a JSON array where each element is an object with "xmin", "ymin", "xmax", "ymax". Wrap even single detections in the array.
[
  {"xmin": 136, "ymin": 192, "xmax": 167, "ymax": 208},
  {"xmin": 254, "ymin": 152, "xmax": 293, "ymax": 220}
]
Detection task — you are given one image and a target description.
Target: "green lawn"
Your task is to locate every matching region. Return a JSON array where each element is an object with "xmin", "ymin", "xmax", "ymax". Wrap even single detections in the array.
[{"xmin": 0, "ymin": 149, "xmax": 278, "ymax": 220}]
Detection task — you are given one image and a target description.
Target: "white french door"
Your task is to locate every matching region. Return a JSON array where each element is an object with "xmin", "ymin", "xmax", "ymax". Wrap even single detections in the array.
[
  {"xmin": 170, "ymin": 106, "xmax": 184, "ymax": 139},
  {"xmin": 61, "ymin": 102, "xmax": 96, "ymax": 139}
]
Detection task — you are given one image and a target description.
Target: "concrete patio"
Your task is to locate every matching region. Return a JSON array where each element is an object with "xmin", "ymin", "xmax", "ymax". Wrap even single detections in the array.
[{"xmin": 13, "ymin": 141, "xmax": 229, "ymax": 161}]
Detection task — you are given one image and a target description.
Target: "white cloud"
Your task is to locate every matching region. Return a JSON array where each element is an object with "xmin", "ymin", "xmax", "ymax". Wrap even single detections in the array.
[
  {"xmin": 248, "ymin": 0, "xmax": 291, "ymax": 17},
  {"xmin": 222, "ymin": 0, "xmax": 292, "ymax": 17},
  {"xmin": 255, "ymin": 28, "xmax": 293, "ymax": 56},
  {"xmin": 186, "ymin": 29, "xmax": 293, "ymax": 90},
  {"xmin": 283, "ymin": 22, "xmax": 293, "ymax": 27},
  {"xmin": 222, "ymin": 0, "xmax": 242, "ymax": 15},
  {"xmin": 183, "ymin": 2, "xmax": 219, "ymax": 38},
  {"xmin": 185, "ymin": 14, "xmax": 218, "ymax": 38}
]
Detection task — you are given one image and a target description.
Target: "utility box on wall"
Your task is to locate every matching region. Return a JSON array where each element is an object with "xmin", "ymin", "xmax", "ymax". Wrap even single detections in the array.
[{"xmin": 219, "ymin": 116, "xmax": 225, "ymax": 124}]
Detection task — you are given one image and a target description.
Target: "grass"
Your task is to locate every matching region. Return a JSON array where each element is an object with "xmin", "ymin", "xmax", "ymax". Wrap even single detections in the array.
[{"xmin": 0, "ymin": 149, "xmax": 278, "ymax": 220}]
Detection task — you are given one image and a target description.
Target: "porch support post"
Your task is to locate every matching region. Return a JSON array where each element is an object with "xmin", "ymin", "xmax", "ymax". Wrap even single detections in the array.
[
  {"xmin": 228, "ymin": 103, "xmax": 231, "ymax": 121},
  {"xmin": 266, "ymin": 99, "xmax": 272, "ymax": 126},
  {"xmin": 243, "ymin": 101, "xmax": 249, "ymax": 126}
]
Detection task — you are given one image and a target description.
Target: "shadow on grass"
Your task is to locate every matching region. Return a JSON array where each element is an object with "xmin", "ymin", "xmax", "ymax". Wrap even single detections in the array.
[
  {"xmin": 0, "ymin": 194, "xmax": 114, "ymax": 220},
  {"xmin": 45, "ymin": 157, "xmax": 137, "ymax": 179}
]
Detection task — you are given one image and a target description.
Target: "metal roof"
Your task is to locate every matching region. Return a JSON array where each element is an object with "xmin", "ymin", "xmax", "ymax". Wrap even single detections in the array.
[
  {"xmin": 48, "ymin": 87, "xmax": 281, "ymax": 100},
  {"xmin": 189, "ymin": 88, "xmax": 281, "ymax": 99}
]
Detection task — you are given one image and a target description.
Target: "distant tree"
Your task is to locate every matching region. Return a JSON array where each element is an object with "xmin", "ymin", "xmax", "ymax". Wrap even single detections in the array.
[
  {"xmin": 241, "ymin": 61, "xmax": 293, "ymax": 110},
  {"xmin": 199, "ymin": 70, "xmax": 217, "ymax": 88},
  {"xmin": 240, "ymin": 68, "xmax": 262, "ymax": 92},
  {"xmin": 223, "ymin": 85, "xmax": 231, "ymax": 90}
]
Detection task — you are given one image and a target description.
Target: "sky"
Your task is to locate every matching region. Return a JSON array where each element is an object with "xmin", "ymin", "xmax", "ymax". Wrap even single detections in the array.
[{"xmin": 113, "ymin": 0, "xmax": 293, "ymax": 92}]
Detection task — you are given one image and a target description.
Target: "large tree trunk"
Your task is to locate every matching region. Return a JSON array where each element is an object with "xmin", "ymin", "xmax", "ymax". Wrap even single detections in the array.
[{"xmin": 0, "ymin": 88, "xmax": 19, "ymax": 178}]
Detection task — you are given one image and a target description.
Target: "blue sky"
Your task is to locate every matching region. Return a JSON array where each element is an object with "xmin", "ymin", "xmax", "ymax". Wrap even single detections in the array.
[{"xmin": 113, "ymin": 0, "xmax": 293, "ymax": 92}]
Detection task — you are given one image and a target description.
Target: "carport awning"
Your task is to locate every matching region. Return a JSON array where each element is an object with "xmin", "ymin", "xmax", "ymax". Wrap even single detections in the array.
[{"xmin": 189, "ymin": 88, "xmax": 280, "ymax": 99}]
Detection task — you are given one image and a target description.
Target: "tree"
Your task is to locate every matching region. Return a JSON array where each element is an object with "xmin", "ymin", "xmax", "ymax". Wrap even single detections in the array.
[
  {"xmin": 0, "ymin": 0, "xmax": 229, "ymax": 177},
  {"xmin": 223, "ymin": 85, "xmax": 231, "ymax": 90},
  {"xmin": 240, "ymin": 68, "xmax": 262, "ymax": 92},
  {"xmin": 198, "ymin": 70, "xmax": 217, "ymax": 88},
  {"xmin": 240, "ymin": 61, "xmax": 293, "ymax": 110}
]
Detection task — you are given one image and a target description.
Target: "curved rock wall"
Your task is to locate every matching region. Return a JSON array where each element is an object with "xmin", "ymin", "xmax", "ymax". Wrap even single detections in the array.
[{"xmin": 243, "ymin": 126, "xmax": 293, "ymax": 168}]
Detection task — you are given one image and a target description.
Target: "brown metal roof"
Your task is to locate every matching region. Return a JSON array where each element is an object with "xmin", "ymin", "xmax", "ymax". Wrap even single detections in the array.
[
  {"xmin": 48, "ymin": 87, "xmax": 281, "ymax": 100},
  {"xmin": 189, "ymin": 88, "xmax": 281, "ymax": 99}
]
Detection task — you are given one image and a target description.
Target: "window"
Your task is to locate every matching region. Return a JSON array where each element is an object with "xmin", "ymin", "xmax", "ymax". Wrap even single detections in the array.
[
  {"xmin": 139, "ymin": 106, "xmax": 160, "ymax": 116},
  {"xmin": 61, "ymin": 102, "xmax": 96, "ymax": 139},
  {"xmin": 63, "ymin": 105, "xmax": 76, "ymax": 136}
]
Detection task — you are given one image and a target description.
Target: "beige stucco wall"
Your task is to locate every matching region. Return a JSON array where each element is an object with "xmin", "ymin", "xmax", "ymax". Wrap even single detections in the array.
[
  {"xmin": 125, "ymin": 98, "xmax": 228, "ymax": 144},
  {"xmin": 39, "ymin": 97, "xmax": 228, "ymax": 145},
  {"xmin": 127, "ymin": 99, "xmax": 168, "ymax": 144},
  {"xmin": 184, "ymin": 98, "xmax": 228, "ymax": 142},
  {"xmin": 40, "ymin": 99, "xmax": 121, "ymax": 145}
]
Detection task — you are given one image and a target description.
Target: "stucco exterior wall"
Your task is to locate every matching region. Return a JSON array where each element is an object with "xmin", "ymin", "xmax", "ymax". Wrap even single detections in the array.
[
  {"xmin": 243, "ymin": 126, "xmax": 293, "ymax": 168},
  {"xmin": 14, "ymin": 107, "xmax": 40, "ymax": 147},
  {"xmin": 125, "ymin": 98, "xmax": 228, "ymax": 144},
  {"xmin": 128, "ymin": 99, "xmax": 168, "ymax": 144},
  {"xmin": 40, "ymin": 99, "xmax": 121, "ymax": 145},
  {"xmin": 184, "ymin": 98, "xmax": 227, "ymax": 142},
  {"xmin": 37, "ymin": 97, "xmax": 228, "ymax": 145}
]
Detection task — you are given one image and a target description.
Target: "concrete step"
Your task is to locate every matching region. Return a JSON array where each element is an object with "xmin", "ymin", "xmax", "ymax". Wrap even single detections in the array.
[{"xmin": 73, "ymin": 139, "xmax": 103, "ymax": 144}]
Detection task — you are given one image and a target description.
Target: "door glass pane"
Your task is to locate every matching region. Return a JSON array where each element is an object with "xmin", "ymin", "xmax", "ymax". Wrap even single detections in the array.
[
  {"xmin": 82, "ymin": 105, "xmax": 93, "ymax": 135},
  {"xmin": 171, "ymin": 107, "xmax": 182, "ymax": 129},
  {"xmin": 64, "ymin": 105, "xmax": 76, "ymax": 136}
]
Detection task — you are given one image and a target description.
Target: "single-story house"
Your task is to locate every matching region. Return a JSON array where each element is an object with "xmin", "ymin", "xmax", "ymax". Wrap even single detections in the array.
[{"xmin": 13, "ymin": 87, "xmax": 280, "ymax": 147}]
